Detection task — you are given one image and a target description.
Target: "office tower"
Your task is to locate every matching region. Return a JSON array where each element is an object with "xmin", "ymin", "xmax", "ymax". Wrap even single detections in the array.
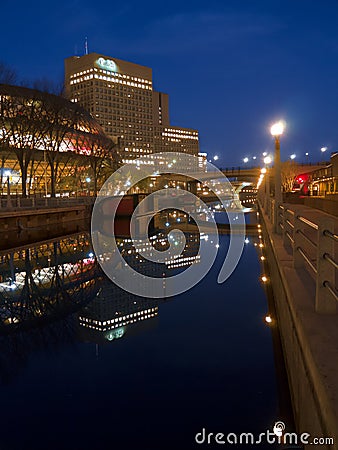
[{"xmin": 64, "ymin": 53, "xmax": 199, "ymax": 164}]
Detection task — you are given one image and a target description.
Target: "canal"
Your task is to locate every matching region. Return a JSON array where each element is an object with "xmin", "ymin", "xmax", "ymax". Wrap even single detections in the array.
[{"xmin": 0, "ymin": 214, "xmax": 293, "ymax": 450}]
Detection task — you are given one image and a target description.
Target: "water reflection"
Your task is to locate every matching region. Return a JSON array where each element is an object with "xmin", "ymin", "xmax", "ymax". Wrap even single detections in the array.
[
  {"xmin": 0, "ymin": 221, "xmax": 295, "ymax": 449},
  {"xmin": 0, "ymin": 234, "xmax": 99, "ymax": 332},
  {"xmin": 0, "ymin": 229, "xmax": 202, "ymax": 337}
]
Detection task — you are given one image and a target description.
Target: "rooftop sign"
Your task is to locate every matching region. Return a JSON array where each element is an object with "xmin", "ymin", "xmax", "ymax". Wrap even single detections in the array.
[{"xmin": 96, "ymin": 57, "xmax": 118, "ymax": 72}]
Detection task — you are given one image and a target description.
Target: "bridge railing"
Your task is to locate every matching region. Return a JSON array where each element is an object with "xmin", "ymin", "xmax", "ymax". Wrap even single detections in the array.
[
  {"xmin": 0, "ymin": 196, "xmax": 95, "ymax": 212},
  {"xmin": 259, "ymin": 191, "xmax": 338, "ymax": 313}
]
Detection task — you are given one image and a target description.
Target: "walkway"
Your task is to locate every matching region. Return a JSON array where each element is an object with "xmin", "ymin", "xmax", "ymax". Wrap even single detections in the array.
[{"xmin": 259, "ymin": 194, "xmax": 338, "ymax": 448}]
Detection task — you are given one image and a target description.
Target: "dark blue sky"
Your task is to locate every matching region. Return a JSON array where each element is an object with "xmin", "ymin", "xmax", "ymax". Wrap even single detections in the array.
[{"xmin": 1, "ymin": 0, "xmax": 338, "ymax": 166}]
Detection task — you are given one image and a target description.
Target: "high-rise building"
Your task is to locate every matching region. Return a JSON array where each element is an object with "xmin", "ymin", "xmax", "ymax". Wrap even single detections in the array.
[{"xmin": 64, "ymin": 53, "xmax": 199, "ymax": 164}]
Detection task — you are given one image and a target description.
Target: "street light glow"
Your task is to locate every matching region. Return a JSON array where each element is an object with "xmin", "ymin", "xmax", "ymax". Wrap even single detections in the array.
[
  {"xmin": 213, "ymin": 155, "xmax": 219, "ymax": 161},
  {"xmin": 270, "ymin": 121, "xmax": 285, "ymax": 136},
  {"xmin": 243, "ymin": 157, "xmax": 249, "ymax": 163},
  {"xmin": 290, "ymin": 154, "xmax": 296, "ymax": 160},
  {"xmin": 263, "ymin": 155, "xmax": 272, "ymax": 165},
  {"xmin": 321, "ymin": 146, "xmax": 327, "ymax": 153}
]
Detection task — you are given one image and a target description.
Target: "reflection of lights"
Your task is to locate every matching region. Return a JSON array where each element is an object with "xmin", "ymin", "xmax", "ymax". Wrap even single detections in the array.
[{"xmin": 106, "ymin": 327, "xmax": 125, "ymax": 341}]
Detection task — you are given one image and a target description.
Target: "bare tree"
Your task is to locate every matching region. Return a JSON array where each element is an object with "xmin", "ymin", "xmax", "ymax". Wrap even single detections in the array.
[
  {"xmin": 281, "ymin": 160, "xmax": 298, "ymax": 192},
  {"xmin": 0, "ymin": 86, "xmax": 49, "ymax": 196},
  {"xmin": 0, "ymin": 62, "xmax": 17, "ymax": 85},
  {"xmin": 0, "ymin": 85, "xmax": 119, "ymax": 197},
  {"xmin": 30, "ymin": 78, "xmax": 65, "ymax": 97}
]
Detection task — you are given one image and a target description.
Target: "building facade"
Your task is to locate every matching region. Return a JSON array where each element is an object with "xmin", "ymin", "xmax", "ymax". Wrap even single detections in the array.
[{"xmin": 64, "ymin": 53, "xmax": 200, "ymax": 164}]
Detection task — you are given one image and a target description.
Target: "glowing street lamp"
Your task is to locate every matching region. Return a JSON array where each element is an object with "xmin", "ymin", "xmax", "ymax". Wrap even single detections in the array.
[
  {"xmin": 270, "ymin": 121, "xmax": 285, "ymax": 137},
  {"xmin": 270, "ymin": 121, "xmax": 285, "ymax": 229},
  {"xmin": 213, "ymin": 155, "xmax": 219, "ymax": 161},
  {"xmin": 263, "ymin": 155, "xmax": 272, "ymax": 165},
  {"xmin": 243, "ymin": 157, "xmax": 249, "ymax": 163},
  {"xmin": 321, "ymin": 146, "xmax": 327, "ymax": 153},
  {"xmin": 290, "ymin": 154, "xmax": 296, "ymax": 160}
]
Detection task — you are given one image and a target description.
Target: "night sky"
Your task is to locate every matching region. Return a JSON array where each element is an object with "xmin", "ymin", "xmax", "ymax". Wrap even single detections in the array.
[{"xmin": 1, "ymin": 0, "xmax": 338, "ymax": 166}]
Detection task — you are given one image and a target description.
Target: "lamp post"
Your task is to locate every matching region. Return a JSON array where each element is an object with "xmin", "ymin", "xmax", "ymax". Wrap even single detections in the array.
[
  {"xmin": 263, "ymin": 155, "xmax": 272, "ymax": 214},
  {"xmin": 270, "ymin": 121, "xmax": 285, "ymax": 231}
]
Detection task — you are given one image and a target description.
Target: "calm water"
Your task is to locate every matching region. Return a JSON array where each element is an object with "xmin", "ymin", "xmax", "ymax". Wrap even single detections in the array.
[{"xmin": 0, "ymin": 218, "xmax": 292, "ymax": 450}]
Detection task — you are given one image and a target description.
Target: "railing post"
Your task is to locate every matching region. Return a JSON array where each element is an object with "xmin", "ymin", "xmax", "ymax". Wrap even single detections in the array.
[
  {"xmin": 282, "ymin": 205, "xmax": 288, "ymax": 247},
  {"xmin": 293, "ymin": 208, "xmax": 304, "ymax": 269},
  {"xmin": 274, "ymin": 202, "xmax": 283, "ymax": 235},
  {"xmin": 270, "ymin": 198, "xmax": 275, "ymax": 224},
  {"xmin": 316, "ymin": 217, "xmax": 336, "ymax": 314}
]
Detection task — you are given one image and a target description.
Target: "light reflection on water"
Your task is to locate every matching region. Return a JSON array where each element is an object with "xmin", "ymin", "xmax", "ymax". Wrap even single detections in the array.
[{"xmin": 0, "ymin": 217, "xmax": 291, "ymax": 450}]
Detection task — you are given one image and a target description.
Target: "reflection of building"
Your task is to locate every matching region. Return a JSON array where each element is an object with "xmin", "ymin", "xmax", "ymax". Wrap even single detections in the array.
[
  {"xmin": 79, "ymin": 231, "xmax": 201, "ymax": 342},
  {"xmin": 0, "ymin": 233, "xmax": 99, "ymax": 331},
  {"xmin": 64, "ymin": 53, "xmax": 200, "ymax": 164},
  {"xmin": 78, "ymin": 281, "xmax": 159, "ymax": 342}
]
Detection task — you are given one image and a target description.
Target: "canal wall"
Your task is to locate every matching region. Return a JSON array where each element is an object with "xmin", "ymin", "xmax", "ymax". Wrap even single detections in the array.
[
  {"xmin": 0, "ymin": 203, "xmax": 93, "ymax": 233},
  {"xmin": 259, "ymin": 202, "xmax": 338, "ymax": 449}
]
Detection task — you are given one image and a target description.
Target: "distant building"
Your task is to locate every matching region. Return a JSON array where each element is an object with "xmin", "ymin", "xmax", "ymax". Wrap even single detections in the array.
[{"xmin": 64, "ymin": 53, "xmax": 200, "ymax": 165}]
